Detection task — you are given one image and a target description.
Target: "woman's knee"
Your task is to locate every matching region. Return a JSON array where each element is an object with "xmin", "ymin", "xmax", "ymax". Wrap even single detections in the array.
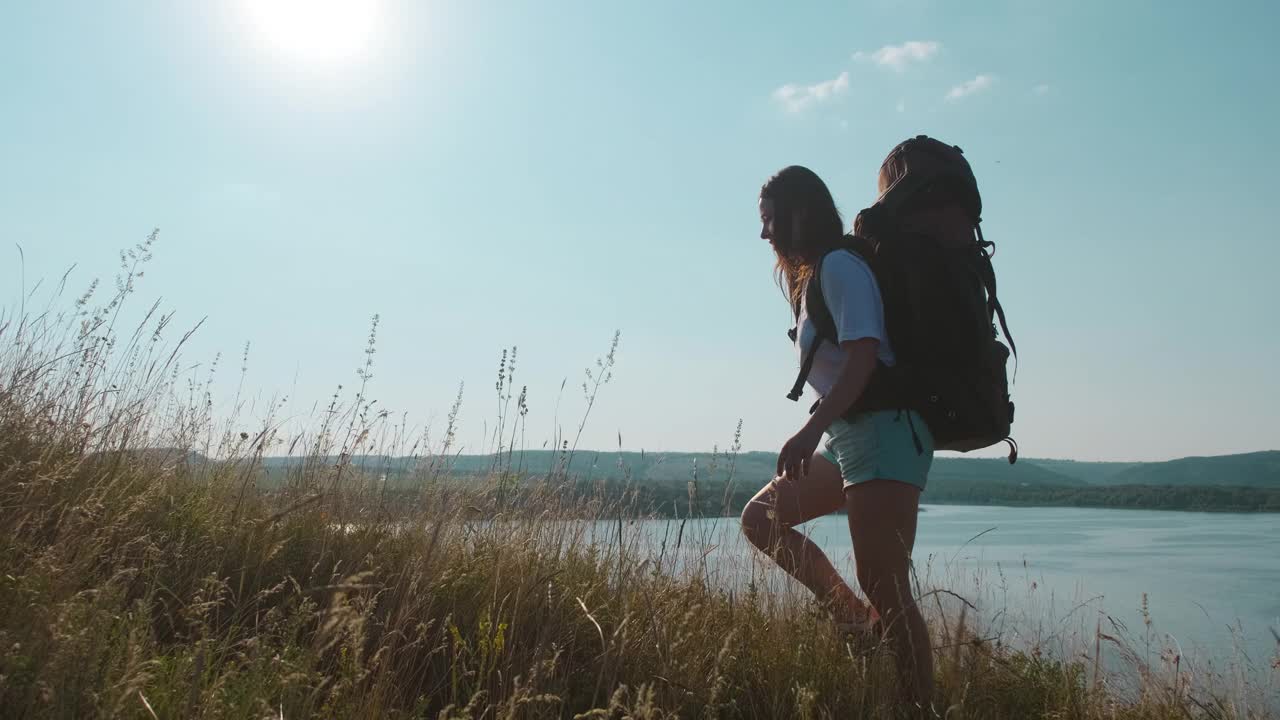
[{"xmin": 740, "ymin": 488, "xmax": 780, "ymax": 548}]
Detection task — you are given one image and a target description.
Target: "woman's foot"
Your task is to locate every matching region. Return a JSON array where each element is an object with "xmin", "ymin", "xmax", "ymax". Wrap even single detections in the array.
[
  {"xmin": 829, "ymin": 592, "xmax": 882, "ymax": 642},
  {"xmin": 835, "ymin": 611, "xmax": 881, "ymax": 639}
]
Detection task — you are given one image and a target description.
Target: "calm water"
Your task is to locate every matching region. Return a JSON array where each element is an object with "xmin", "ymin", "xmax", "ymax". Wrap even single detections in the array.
[{"xmin": 613, "ymin": 505, "xmax": 1279, "ymax": 689}]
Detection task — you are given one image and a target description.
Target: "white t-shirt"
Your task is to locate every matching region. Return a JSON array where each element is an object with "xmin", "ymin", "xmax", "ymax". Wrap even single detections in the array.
[{"xmin": 794, "ymin": 250, "xmax": 896, "ymax": 398}]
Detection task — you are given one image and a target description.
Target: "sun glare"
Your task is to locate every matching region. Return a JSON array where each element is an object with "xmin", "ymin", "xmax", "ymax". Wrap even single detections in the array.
[{"xmin": 242, "ymin": 0, "xmax": 380, "ymax": 64}]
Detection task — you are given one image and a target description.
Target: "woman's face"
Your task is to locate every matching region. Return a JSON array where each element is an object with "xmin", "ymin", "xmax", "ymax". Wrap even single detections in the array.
[
  {"xmin": 761, "ymin": 197, "xmax": 804, "ymax": 253},
  {"xmin": 759, "ymin": 197, "xmax": 778, "ymax": 249}
]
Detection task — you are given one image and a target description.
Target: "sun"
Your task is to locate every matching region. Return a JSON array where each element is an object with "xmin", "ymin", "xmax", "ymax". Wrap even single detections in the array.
[{"xmin": 241, "ymin": 0, "xmax": 380, "ymax": 64}]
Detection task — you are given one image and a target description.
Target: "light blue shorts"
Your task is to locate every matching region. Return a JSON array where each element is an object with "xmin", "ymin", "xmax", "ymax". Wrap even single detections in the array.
[{"xmin": 820, "ymin": 410, "xmax": 935, "ymax": 491}]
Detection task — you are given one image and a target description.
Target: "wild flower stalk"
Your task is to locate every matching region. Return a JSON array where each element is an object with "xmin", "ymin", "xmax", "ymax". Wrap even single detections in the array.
[{"xmin": 566, "ymin": 330, "xmax": 619, "ymax": 475}]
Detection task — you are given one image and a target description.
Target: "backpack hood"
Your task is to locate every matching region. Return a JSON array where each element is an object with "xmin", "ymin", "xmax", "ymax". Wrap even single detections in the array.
[{"xmin": 875, "ymin": 135, "xmax": 982, "ymax": 221}]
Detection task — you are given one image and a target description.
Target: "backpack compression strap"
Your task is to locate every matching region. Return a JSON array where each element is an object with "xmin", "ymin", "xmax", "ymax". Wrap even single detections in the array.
[{"xmin": 976, "ymin": 224, "xmax": 1017, "ymax": 361}]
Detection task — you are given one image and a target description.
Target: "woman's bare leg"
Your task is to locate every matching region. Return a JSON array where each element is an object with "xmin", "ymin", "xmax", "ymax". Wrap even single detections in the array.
[
  {"xmin": 740, "ymin": 453, "xmax": 871, "ymax": 623},
  {"xmin": 846, "ymin": 479, "xmax": 933, "ymax": 706}
]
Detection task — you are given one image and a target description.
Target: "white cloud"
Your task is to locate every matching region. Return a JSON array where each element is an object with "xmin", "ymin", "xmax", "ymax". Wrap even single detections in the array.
[
  {"xmin": 773, "ymin": 71, "xmax": 850, "ymax": 113},
  {"xmin": 896, "ymin": 99, "xmax": 906, "ymax": 113},
  {"xmin": 1033, "ymin": 83, "xmax": 1051, "ymax": 96},
  {"xmin": 853, "ymin": 41, "xmax": 940, "ymax": 72},
  {"xmin": 946, "ymin": 74, "xmax": 995, "ymax": 101}
]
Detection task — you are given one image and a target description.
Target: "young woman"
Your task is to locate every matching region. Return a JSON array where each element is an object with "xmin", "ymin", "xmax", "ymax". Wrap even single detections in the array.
[{"xmin": 740, "ymin": 164, "xmax": 936, "ymax": 705}]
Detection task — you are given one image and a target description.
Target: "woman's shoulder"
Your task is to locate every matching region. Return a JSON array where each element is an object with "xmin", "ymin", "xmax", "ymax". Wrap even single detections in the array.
[
  {"xmin": 814, "ymin": 246, "xmax": 884, "ymax": 311},
  {"xmin": 820, "ymin": 247, "xmax": 876, "ymax": 284}
]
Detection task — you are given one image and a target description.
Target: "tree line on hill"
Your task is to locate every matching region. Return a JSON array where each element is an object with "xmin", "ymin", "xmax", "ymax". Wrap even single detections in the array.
[{"xmin": 248, "ymin": 449, "xmax": 1280, "ymax": 515}]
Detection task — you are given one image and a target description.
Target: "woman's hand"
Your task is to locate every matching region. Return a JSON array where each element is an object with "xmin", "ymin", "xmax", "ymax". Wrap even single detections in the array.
[
  {"xmin": 777, "ymin": 340, "xmax": 878, "ymax": 481},
  {"xmin": 777, "ymin": 424, "xmax": 823, "ymax": 480}
]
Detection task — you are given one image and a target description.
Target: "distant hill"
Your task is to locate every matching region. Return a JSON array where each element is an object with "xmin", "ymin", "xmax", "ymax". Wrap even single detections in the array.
[
  {"xmin": 251, "ymin": 448, "xmax": 1279, "ymax": 512},
  {"xmin": 1018, "ymin": 452, "xmax": 1280, "ymax": 488},
  {"xmin": 1101, "ymin": 451, "xmax": 1280, "ymax": 488},
  {"xmin": 256, "ymin": 451, "xmax": 1112, "ymax": 488},
  {"xmin": 1022, "ymin": 458, "xmax": 1141, "ymax": 485},
  {"xmin": 416, "ymin": 451, "xmax": 1088, "ymax": 488},
  {"xmin": 929, "ymin": 457, "xmax": 1086, "ymax": 487},
  {"xmin": 257, "ymin": 449, "xmax": 1280, "ymax": 489}
]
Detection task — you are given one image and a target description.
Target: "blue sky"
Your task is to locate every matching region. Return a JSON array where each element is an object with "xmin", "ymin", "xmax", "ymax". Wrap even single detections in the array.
[{"xmin": 2, "ymin": 0, "xmax": 1277, "ymax": 462}]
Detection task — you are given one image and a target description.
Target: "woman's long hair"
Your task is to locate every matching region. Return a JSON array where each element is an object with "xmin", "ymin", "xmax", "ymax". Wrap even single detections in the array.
[{"xmin": 760, "ymin": 166, "xmax": 845, "ymax": 309}]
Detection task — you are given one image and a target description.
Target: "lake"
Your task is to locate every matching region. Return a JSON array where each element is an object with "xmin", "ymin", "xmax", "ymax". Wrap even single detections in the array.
[{"xmin": 610, "ymin": 505, "xmax": 1279, "ymax": 696}]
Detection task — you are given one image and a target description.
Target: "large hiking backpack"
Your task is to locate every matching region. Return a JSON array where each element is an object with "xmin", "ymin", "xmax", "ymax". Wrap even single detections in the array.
[{"xmin": 787, "ymin": 136, "xmax": 1019, "ymax": 462}]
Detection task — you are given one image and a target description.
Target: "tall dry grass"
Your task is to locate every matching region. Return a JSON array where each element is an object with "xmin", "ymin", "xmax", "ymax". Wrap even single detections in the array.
[{"xmin": 0, "ymin": 237, "xmax": 1275, "ymax": 719}]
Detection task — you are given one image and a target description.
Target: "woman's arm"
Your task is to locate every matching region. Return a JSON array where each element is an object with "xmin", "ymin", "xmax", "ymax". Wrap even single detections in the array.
[
  {"xmin": 805, "ymin": 338, "xmax": 879, "ymax": 435},
  {"xmin": 777, "ymin": 338, "xmax": 879, "ymax": 480}
]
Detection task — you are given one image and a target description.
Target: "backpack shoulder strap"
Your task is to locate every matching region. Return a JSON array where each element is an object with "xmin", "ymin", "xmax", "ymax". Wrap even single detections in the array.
[
  {"xmin": 785, "ymin": 237, "xmax": 875, "ymax": 402},
  {"xmin": 809, "ymin": 237, "xmax": 876, "ymax": 340},
  {"xmin": 786, "ymin": 336, "xmax": 822, "ymax": 401}
]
